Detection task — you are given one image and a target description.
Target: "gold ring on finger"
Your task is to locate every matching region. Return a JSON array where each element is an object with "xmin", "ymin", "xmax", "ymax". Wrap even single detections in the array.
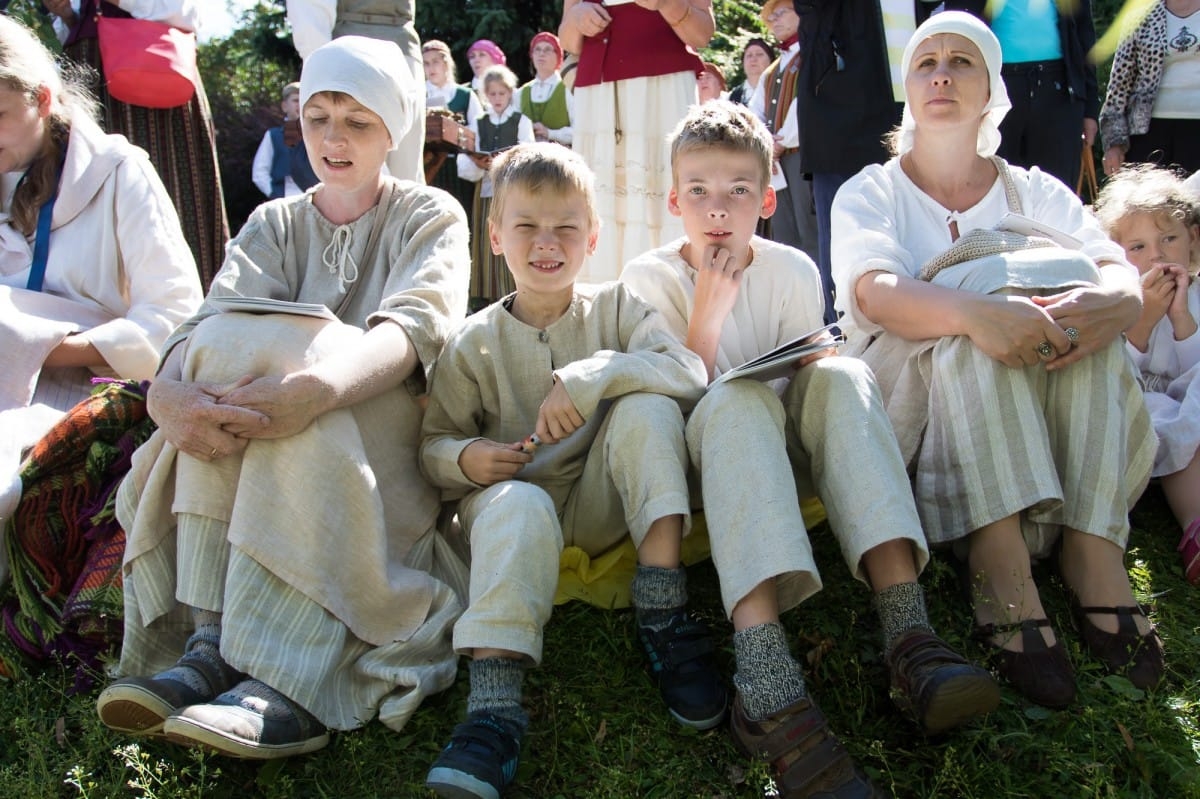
[{"xmin": 210, "ymin": 447, "xmax": 218, "ymax": 457}]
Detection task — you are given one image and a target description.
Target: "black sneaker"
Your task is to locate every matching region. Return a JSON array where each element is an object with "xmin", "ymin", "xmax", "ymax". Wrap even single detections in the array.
[
  {"xmin": 426, "ymin": 712, "xmax": 523, "ymax": 799},
  {"xmin": 637, "ymin": 611, "xmax": 728, "ymax": 730}
]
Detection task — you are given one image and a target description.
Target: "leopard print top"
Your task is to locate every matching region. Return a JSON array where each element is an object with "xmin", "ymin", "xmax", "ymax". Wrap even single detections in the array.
[{"xmin": 1098, "ymin": 1, "xmax": 1168, "ymax": 152}]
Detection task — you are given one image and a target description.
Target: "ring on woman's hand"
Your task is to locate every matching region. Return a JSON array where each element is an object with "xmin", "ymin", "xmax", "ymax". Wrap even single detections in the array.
[
  {"xmin": 1064, "ymin": 326, "xmax": 1079, "ymax": 344},
  {"xmin": 210, "ymin": 447, "xmax": 218, "ymax": 457},
  {"xmin": 1036, "ymin": 341, "xmax": 1055, "ymax": 359}
]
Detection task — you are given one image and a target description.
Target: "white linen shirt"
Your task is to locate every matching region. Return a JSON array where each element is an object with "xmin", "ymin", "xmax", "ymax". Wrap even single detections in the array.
[
  {"xmin": 622, "ymin": 236, "xmax": 825, "ymax": 395},
  {"xmin": 830, "ymin": 158, "xmax": 1129, "ymax": 348}
]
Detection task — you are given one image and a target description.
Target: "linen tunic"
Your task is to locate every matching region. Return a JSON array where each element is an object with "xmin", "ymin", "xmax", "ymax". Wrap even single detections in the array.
[
  {"xmin": 420, "ymin": 282, "xmax": 705, "ymax": 660},
  {"xmin": 831, "ymin": 158, "xmax": 1154, "ymax": 552},
  {"xmin": 421, "ymin": 282, "xmax": 706, "ymax": 503},
  {"xmin": 116, "ymin": 179, "xmax": 471, "ymax": 731},
  {"xmin": 622, "ymin": 238, "xmax": 929, "ymax": 616}
]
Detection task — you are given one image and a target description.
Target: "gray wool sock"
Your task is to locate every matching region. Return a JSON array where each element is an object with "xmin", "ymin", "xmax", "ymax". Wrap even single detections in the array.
[
  {"xmin": 631, "ymin": 565, "xmax": 688, "ymax": 631},
  {"xmin": 873, "ymin": 582, "xmax": 935, "ymax": 657},
  {"xmin": 467, "ymin": 657, "xmax": 529, "ymax": 731},
  {"xmin": 732, "ymin": 622, "xmax": 808, "ymax": 721},
  {"xmin": 152, "ymin": 607, "xmax": 226, "ymax": 694},
  {"xmin": 190, "ymin": 608, "xmax": 222, "ymax": 653}
]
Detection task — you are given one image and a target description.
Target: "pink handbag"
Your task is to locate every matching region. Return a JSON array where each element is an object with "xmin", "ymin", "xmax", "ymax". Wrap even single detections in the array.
[{"xmin": 96, "ymin": 15, "xmax": 197, "ymax": 108}]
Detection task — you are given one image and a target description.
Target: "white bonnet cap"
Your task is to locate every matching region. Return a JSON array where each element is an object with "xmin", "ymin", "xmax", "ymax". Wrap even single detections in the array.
[
  {"xmin": 300, "ymin": 36, "xmax": 418, "ymax": 152},
  {"xmin": 896, "ymin": 11, "xmax": 1011, "ymax": 157}
]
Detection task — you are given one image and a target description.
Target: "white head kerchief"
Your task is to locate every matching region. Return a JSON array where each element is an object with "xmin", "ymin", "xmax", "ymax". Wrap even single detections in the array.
[
  {"xmin": 300, "ymin": 36, "xmax": 417, "ymax": 153},
  {"xmin": 896, "ymin": 11, "xmax": 1011, "ymax": 157}
]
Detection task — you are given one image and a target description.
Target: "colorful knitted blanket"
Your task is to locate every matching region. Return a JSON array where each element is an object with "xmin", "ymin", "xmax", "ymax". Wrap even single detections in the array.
[{"xmin": 0, "ymin": 380, "xmax": 154, "ymax": 690}]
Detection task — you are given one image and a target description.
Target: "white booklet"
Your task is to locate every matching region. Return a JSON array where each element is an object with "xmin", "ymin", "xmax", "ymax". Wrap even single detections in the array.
[
  {"xmin": 994, "ymin": 212, "xmax": 1083, "ymax": 249},
  {"xmin": 710, "ymin": 323, "xmax": 842, "ymax": 388},
  {"xmin": 207, "ymin": 295, "xmax": 337, "ymax": 321}
]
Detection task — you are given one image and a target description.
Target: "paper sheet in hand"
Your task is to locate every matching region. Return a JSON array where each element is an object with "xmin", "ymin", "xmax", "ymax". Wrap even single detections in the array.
[
  {"xmin": 710, "ymin": 323, "xmax": 841, "ymax": 387},
  {"xmin": 206, "ymin": 295, "xmax": 337, "ymax": 321}
]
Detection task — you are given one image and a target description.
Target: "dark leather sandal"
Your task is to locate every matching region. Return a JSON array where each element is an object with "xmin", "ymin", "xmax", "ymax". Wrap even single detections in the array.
[
  {"xmin": 974, "ymin": 618, "xmax": 1076, "ymax": 709},
  {"xmin": 1071, "ymin": 601, "xmax": 1164, "ymax": 690},
  {"xmin": 730, "ymin": 693, "xmax": 887, "ymax": 799}
]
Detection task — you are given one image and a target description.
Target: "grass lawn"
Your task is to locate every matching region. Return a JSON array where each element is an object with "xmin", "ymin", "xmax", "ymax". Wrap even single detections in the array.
[{"xmin": 2, "ymin": 486, "xmax": 1197, "ymax": 798}]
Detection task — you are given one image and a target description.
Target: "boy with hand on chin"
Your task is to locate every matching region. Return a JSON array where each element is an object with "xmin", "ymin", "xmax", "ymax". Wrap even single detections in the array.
[
  {"xmin": 419, "ymin": 143, "xmax": 725, "ymax": 799},
  {"xmin": 621, "ymin": 101, "xmax": 999, "ymax": 799}
]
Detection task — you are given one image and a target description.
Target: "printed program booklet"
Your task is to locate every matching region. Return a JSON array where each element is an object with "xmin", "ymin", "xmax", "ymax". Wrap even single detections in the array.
[
  {"xmin": 206, "ymin": 295, "xmax": 337, "ymax": 321},
  {"xmin": 710, "ymin": 323, "xmax": 842, "ymax": 387}
]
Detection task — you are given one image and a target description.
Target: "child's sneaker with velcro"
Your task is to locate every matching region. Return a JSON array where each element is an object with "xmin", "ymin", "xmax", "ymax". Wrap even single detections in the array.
[
  {"xmin": 426, "ymin": 711, "xmax": 523, "ymax": 799},
  {"xmin": 637, "ymin": 610, "xmax": 728, "ymax": 729}
]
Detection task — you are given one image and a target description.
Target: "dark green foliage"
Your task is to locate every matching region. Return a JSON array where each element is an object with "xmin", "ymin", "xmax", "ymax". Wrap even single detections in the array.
[{"xmin": 196, "ymin": 1, "xmax": 300, "ymax": 237}]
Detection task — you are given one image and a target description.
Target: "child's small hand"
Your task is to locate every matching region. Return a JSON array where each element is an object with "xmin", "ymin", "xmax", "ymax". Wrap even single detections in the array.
[
  {"xmin": 535, "ymin": 377, "xmax": 584, "ymax": 444},
  {"xmin": 692, "ymin": 244, "xmax": 744, "ymax": 327},
  {"xmin": 1164, "ymin": 264, "xmax": 1199, "ymax": 339},
  {"xmin": 1139, "ymin": 264, "xmax": 1176, "ymax": 327},
  {"xmin": 795, "ymin": 334, "xmax": 839, "ymax": 369},
  {"xmin": 459, "ymin": 439, "xmax": 533, "ymax": 485}
]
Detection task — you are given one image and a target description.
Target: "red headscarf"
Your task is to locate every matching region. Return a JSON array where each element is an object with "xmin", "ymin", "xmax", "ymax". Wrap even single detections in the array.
[{"xmin": 529, "ymin": 31, "xmax": 563, "ymax": 69}]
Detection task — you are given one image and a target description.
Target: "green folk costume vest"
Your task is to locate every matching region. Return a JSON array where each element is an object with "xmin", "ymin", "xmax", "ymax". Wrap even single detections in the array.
[
  {"xmin": 445, "ymin": 85, "xmax": 471, "ymax": 117},
  {"xmin": 519, "ymin": 80, "xmax": 570, "ymax": 131}
]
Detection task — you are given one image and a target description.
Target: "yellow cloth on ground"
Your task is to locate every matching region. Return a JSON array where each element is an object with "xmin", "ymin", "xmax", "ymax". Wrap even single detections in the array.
[{"xmin": 554, "ymin": 497, "xmax": 827, "ymax": 608}]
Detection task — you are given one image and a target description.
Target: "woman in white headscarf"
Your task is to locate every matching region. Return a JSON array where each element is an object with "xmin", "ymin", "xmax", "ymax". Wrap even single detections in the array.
[
  {"xmin": 830, "ymin": 12, "xmax": 1162, "ymax": 709},
  {"xmin": 95, "ymin": 36, "xmax": 470, "ymax": 759}
]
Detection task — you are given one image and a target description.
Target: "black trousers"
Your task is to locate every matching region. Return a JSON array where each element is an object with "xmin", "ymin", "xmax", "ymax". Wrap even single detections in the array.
[
  {"xmin": 1127, "ymin": 117, "xmax": 1200, "ymax": 177},
  {"xmin": 997, "ymin": 60, "xmax": 1085, "ymax": 189}
]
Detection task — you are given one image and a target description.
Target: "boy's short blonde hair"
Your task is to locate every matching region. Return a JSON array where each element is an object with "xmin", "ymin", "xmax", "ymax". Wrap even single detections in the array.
[
  {"xmin": 488, "ymin": 142, "xmax": 599, "ymax": 228},
  {"xmin": 1095, "ymin": 164, "xmax": 1200, "ymax": 246},
  {"xmin": 481, "ymin": 64, "xmax": 519, "ymax": 94},
  {"xmin": 668, "ymin": 100, "xmax": 773, "ymax": 189}
]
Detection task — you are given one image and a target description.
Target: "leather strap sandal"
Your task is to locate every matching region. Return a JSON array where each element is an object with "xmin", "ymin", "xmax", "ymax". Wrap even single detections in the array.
[
  {"xmin": 730, "ymin": 693, "xmax": 886, "ymax": 799},
  {"xmin": 1178, "ymin": 519, "xmax": 1200, "ymax": 585},
  {"xmin": 973, "ymin": 618, "xmax": 1076, "ymax": 709},
  {"xmin": 1071, "ymin": 601, "xmax": 1165, "ymax": 690}
]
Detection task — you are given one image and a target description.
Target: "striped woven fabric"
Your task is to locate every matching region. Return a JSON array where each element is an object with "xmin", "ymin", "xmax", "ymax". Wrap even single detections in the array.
[{"xmin": 0, "ymin": 381, "xmax": 154, "ymax": 689}]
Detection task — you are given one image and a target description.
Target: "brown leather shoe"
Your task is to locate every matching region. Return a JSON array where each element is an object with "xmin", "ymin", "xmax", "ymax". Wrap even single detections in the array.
[
  {"xmin": 730, "ymin": 693, "xmax": 887, "ymax": 799},
  {"xmin": 887, "ymin": 629, "xmax": 999, "ymax": 734},
  {"xmin": 974, "ymin": 618, "xmax": 1076, "ymax": 709}
]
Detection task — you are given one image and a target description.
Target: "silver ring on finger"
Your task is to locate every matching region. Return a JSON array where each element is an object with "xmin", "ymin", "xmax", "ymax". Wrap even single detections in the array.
[
  {"xmin": 1064, "ymin": 326, "xmax": 1079, "ymax": 345},
  {"xmin": 1036, "ymin": 341, "xmax": 1054, "ymax": 359}
]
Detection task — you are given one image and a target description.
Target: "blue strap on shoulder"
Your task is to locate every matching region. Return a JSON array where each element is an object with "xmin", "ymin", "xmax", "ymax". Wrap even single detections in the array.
[{"xmin": 26, "ymin": 190, "xmax": 56, "ymax": 292}]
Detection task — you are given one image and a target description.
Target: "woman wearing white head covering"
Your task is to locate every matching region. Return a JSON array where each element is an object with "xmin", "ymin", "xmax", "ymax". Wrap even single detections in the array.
[
  {"xmin": 830, "ymin": 12, "xmax": 1163, "ymax": 709},
  {"xmin": 95, "ymin": 36, "xmax": 471, "ymax": 759}
]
